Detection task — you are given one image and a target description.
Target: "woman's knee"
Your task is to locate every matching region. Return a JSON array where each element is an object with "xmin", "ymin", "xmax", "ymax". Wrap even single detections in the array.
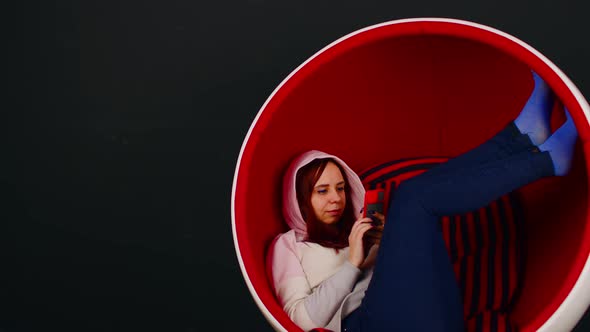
[
  {"xmin": 394, "ymin": 178, "xmax": 423, "ymax": 203},
  {"xmin": 389, "ymin": 178, "xmax": 432, "ymax": 217}
]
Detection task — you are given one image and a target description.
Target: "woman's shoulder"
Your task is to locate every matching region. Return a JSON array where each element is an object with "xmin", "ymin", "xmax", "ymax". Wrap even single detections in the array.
[
  {"xmin": 270, "ymin": 229, "xmax": 297, "ymax": 249},
  {"xmin": 267, "ymin": 230, "xmax": 308, "ymax": 286},
  {"xmin": 268, "ymin": 230, "xmax": 301, "ymax": 262}
]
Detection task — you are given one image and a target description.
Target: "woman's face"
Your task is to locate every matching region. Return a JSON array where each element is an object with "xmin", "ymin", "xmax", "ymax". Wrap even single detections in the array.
[{"xmin": 311, "ymin": 161, "xmax": 347, "ymax": 225}]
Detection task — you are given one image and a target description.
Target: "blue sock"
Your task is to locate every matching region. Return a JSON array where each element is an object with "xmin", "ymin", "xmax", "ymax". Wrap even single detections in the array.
[
  {"xmin": 539, "ymin": 108, "xmax": 578, "ymax": 176},
  {"xmin": 514, "ymin": 71, "xmax": 554, "ymax": 145}
]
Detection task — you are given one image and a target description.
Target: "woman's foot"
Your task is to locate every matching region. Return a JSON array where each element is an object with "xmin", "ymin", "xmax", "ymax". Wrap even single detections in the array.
[
  {"xmin": 539, "ymin": 108, "xmax": 578, "ymax": 176},
  {"xmin": 514, "ymin": 71, "xmax": 554, "ymax": 145}
]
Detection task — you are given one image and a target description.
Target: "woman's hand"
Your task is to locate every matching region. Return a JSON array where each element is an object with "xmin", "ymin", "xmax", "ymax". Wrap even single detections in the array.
[
  {"xmin": 348, "ymin": 216, "xmax": 374, "ymax": 268},
  {"xmin": 360, "ymin": 244, "xmax": 380, "ymax": 270},
  {"xmin": 364, "ymin": 211, "xmax": 385, "ymax": 246}
]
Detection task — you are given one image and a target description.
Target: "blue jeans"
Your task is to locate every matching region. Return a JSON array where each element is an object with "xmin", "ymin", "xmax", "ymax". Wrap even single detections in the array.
[{"xmin": 342, "ymin": 122, "xmax": 555, "ymax": 332}]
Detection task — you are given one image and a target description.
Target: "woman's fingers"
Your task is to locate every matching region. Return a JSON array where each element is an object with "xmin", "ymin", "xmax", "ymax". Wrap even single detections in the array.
[
  {"xmin": 371, "ymin": 211, "xmax": 386, "ymax": 224},
  {"xmin": 364, "ymin": 229, "xmax": 382, "ymax": 239},
  {"xmin": 349, "ymin": 219, "xmax": 373, "ymax": 244},
  {"xmin": 364, "ymin": 227, "xmax": 383, "ymax": 245},
  {"xmin": 354, "ymin": 217, "xmax": 373, "ymax": 225},
  {"xmin": 351, "ymin": 225, "xmax": 374, "ymax": 247},
  {"xmin": 348, "ymin": 221, "xmax": 372, "ymax": 266},
  {"xmin": 357, "ymin": 223, "xmax": 373, "ymax": 234},
  {"xmin": 351, "ymin": 219, "xmax": 372, "ymax": 235},
  {"xmin": 349, "ymin": 218, "xmax": 372, "ymax": 267}
]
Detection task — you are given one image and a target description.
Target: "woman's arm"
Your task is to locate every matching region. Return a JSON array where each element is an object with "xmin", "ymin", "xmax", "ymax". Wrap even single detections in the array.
[
  {"xmin": 302, "ymin": 260, "xmax": 362, "ymax": 326},
  {"xmin": 268, "ymin": 233, "xmax": 362, "ymax": 329}
]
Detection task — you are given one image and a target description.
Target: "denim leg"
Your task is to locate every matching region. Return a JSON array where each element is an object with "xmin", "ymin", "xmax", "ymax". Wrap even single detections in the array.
[
  {"xmin": 354, "ymin": 147, "xmax": 555, "ymax": 332},
  {"xmin": 356, "ymin": 183, "xmax": 465, "ymax": 332},
  {"xmin": 425, "ymin": 122, "xmax": 536, "ymax": 179},
  {"xmin": 411, "ymin": 150, "xmax": 554, "ymax": 215}
]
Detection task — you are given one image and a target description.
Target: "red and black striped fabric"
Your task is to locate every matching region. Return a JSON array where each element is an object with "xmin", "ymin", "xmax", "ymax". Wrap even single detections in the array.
[
  {"xmin": 465, "ymin": 311, "xmax": 517, "ymax": 332},
  {"xmin": 358, "ymin": 157, "xmax": 525, "ymax": 332}
]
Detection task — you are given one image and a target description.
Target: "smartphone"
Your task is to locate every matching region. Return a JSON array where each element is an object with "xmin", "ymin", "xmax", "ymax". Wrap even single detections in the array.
[{"xmin": 363, "ymin": 188, "xmax": 385, "ymax": 226}]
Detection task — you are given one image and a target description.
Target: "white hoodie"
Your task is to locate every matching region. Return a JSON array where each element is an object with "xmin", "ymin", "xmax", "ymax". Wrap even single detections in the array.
[{"xmin": 267, "ymin": 150, "xmax": 374, "ymax": 331}]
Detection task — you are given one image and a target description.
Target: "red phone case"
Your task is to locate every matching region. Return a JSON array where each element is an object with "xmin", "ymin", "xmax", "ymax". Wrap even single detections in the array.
[{"xmin": 363, "ymin": 189, "xmax": 386, "ymax": 224}]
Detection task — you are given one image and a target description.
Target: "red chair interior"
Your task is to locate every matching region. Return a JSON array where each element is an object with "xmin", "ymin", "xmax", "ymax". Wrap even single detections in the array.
[{"xmin": 234, "ymin": 21, "xmax": 590, "ymax": 332}]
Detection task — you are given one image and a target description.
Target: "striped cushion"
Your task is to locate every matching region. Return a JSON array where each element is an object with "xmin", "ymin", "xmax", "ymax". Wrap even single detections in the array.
[
  {"xmin": 358, "ymin": 157, "xmax": 524, "ymax": 330},
  {"xmin": 441, "ymin": 196, "xmax": 523, "ymax": 319},
  {"xmin": 465, "ymin": 311, "xmax": 517, "ymax": 332}
]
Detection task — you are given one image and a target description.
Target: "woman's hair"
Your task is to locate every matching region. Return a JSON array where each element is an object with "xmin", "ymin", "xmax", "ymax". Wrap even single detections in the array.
[{"xmin": 295, "ymin": 158, "xmax": 356, "ymax": 249}]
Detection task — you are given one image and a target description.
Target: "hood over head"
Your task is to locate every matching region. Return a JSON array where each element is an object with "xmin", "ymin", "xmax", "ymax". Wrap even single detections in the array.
[{"xmin": 282, "ymin": 150, "xmax": 365, "ymax": 241}]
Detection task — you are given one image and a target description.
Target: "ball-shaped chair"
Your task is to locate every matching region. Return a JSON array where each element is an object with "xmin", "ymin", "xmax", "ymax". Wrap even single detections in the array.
[{"xmin": 232, "ymin": 18, "xmax": 590, "ymax": 332}]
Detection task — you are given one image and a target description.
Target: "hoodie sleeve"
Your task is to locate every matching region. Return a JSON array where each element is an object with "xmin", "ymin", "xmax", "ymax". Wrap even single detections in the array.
[{"xmin": 268, "ymin": 232, "xmax": 362, "ymax": 330}]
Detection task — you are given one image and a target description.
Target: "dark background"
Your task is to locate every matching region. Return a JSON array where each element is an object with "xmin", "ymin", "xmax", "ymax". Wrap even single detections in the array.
[{"xmin": 7, "ymin": 0, "xmax": 590, "ymax": 331}]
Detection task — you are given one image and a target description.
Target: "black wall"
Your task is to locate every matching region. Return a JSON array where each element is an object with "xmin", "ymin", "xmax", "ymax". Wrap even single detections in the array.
[{"xmin": 8, "ymin": 0, "xmax": 590, "ymax": 331}]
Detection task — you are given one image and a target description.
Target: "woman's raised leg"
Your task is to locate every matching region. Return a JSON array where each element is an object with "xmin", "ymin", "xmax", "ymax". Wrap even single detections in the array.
[{"xmin": 349, "ymin": 112, "xmax": 577, "ymax": 332}]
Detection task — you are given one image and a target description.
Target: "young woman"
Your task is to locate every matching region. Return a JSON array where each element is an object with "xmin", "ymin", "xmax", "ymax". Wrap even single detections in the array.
[{"xmin": 267, "ymin": 72, "xmax": 578, "ymax": 332}]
